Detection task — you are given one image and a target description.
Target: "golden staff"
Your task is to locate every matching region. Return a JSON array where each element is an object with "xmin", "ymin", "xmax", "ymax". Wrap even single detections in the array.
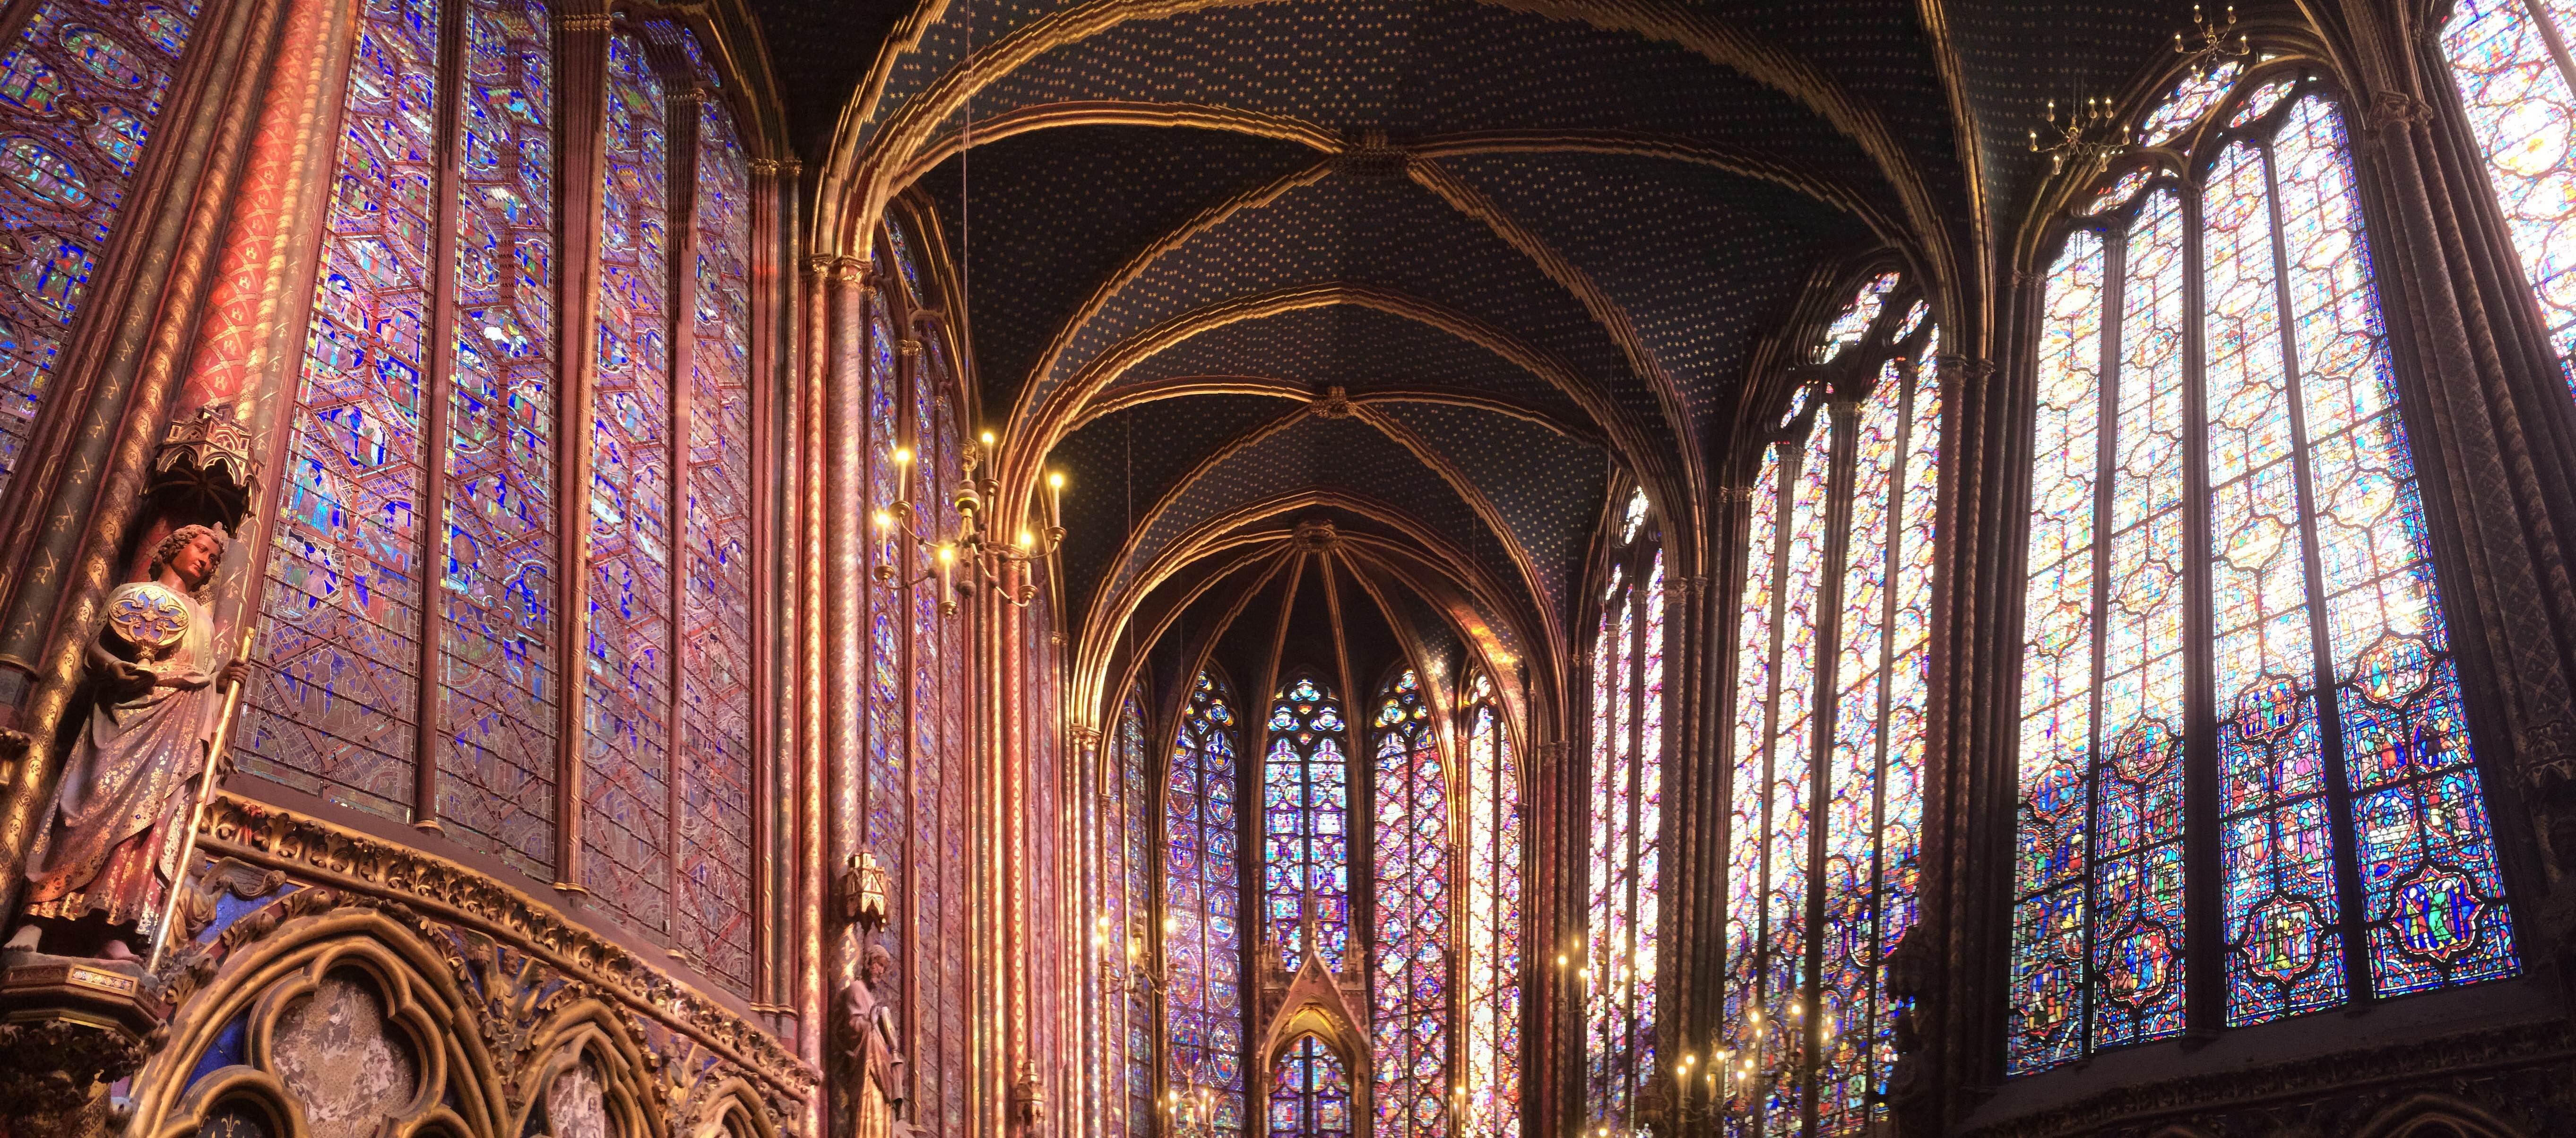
[{"xmin": 144, "ymin": 623, "xmax": 257, "ymax": 973}]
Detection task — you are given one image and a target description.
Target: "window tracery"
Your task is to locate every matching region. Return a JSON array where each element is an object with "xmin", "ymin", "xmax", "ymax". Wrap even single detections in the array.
[
  {"xmin": 1265, "ymin": 673, "xmax": 1352, "ymax": 970},
  {"xmin": 2009, "ymin": 67, "xmax": 2518, "ymax": 1075},
  {"xmin": 1167, "ymin": 670, "xmax": 1247, "ymax": 1137},
  {"xmin": 241, "ymin": 9, "xmax": 770, "ymax": 993},
  {"xmin": 1370, "ymin": 668, "xmax": 1447, "ymax": 1138},
  {"xmin": 1721, "ymin": 274, "xmax": 1940, "ymax": 1137},
  {"xmin": 1587, "ymin": 486, "xmax": 1666, "ymax": 1128},
  {"xmin": 0, "ymin": 0, "xmax": 199, "ymax": 498},
  {"xmin": 2442, "ymin": 0, "xmax": 2576, "ymax": 392}
]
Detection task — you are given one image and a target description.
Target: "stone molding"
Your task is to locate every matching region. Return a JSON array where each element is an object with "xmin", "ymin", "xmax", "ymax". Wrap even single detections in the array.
[{"xmin": 191, "ymin": 794, "xmax": 819, "ymax": 1103}]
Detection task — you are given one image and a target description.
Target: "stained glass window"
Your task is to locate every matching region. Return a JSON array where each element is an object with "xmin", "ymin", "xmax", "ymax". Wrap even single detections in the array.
[
  {"xmin": 579, "ymin": 28, "xmax": 673, "ymax": 932},
  {"xmin": 440, "ymin": 0, "xmax": 557, "ymax": 878},
  {"xmin": 863, "ymin": 298, "xmax": 904, "ymax": 954},
  {"xmin": 2008, "ymin": 73, "xmax": 2518, "ymax": 1075},
  {"xmin": 1586, "ymin": 488, "xmax": 1665, "ymax": 1127},
  {"xmin": 1264, "ymin": 674, "xmax": 1352, "ymax": 969},
  {"xmin": 1167, "ymin": 671, "xmax": 1246, "ymax": 1137},
  {"xmin": 2442, "ymin": 0, "xmax": 2576, "ymax": 391},
  {"xmin": 674, "ymin": 90, "xmax": 755, "ymax": 991},
  {"xmin": 1720, "ymin": 278, "xmax": 1940, "ymax": 1137},
  {"xmin": 1370, "ymin": 669, "xmax": 1448, "ymax": 1138},
  {"xmin": 1461, "ymin": 670, "xmax": 1524, "ymax": 1134},
  {"xmin": 905, "ymin": 329, "xmax": 976, "ymax": 1121},
  {"xmin": 248, "ymin": 10, "xmax": 779, "ymax": 994},
  {"xmin": 1269, "ymin": 1036, "xmax": 1354, "ymax": 1138},
  {"xmin": 0, "ymin": 0, "xmax": 199, "ymax": 499},
  {"xmin": 1095, "ymin": 690, "xmax": 1157, "ymax": 1138},
  {"xmin": 245, "ymin": 0, "xmax": 444, "ymax": 818}
]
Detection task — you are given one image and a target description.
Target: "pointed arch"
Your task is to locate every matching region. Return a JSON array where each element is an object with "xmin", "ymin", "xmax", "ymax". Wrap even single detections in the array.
[
  {"xmin": 1366, "ymin": 665, "xmax": 1450, "ymax": 1138},
  {"xmin": 1164, "ymin": 667, "xmax": 1248, "ymax": 1135},
  {"xmin": 2006, "ymin": 63, "xmax": 2521, "ymax": 1075},
  {"xmin": 1262, "ymin": 669, "xmax": 1355, "ymax": 971}
]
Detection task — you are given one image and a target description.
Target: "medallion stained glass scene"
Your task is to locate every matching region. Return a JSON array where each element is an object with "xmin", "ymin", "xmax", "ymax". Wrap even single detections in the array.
[
  {"xmin": 1265, "ymin": 674, "xmax": 1352, "ymax": 970},
  {"xmin": 2007, "ymin": 71, "xmax": 2517, "ymax": 1076}
]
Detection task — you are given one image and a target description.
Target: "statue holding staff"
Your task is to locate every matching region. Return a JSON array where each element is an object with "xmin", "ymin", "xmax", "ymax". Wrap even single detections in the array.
[
  {"xmin": 4, "ymin": 525, "xmax": 245, "ymax": 960},
  {"xmin": 836, "ymin": 942, "xmax": 910, "ymax": 1138}
]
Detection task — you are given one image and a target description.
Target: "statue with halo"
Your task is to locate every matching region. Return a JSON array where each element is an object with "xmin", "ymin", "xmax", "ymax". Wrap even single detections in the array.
[{"xmin": 4, "ymin": 525, "xmax": 246, "ymax": 960}]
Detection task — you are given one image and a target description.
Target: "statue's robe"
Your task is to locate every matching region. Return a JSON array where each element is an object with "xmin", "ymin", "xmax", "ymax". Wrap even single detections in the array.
[
  {"xmin": 838, "ymin": 976, "xmax": 908, "ymax": 1138},
  {"xmin": 22, "ymin": 586, "xmax": 228, "ymax": 940}
]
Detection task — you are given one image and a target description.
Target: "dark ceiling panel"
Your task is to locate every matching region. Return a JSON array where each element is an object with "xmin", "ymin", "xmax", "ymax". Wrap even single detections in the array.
[
  {"xmin": 914, "ymin": 124, "xmax": 1323, "ymax": 417},
  {"xmin": 1437, "ymin": 150, "xmax": 1864, "ymax": 446},
  {"xmin": 1104, "ymin": 414, "xmax": 1513, "ymax": 621},
  {"xmin": 1051, "ymin": 393, "xmax": 1304, "ymax": 629},
  {"xmin": 955, "ymin": 0, "xmax": 1886, "ymax": 190},
  {"xmin": 745, "ymin": 0, "xmax": 913, "ymax": 151},
  {"xmin": 1946, "ymin": 0, "xmax": 2181, "ymax": 232},
  {"xmin": 1375, "ymin": 399, "xmax": 1606, "ymax": 628},
  {"xmin": 1022, "ymin": 173, "xmax": 1650, "ymax": 442},
  {"xmin": 1109, "ymin": 302, "xmax": 1590, "ymax": 428}
]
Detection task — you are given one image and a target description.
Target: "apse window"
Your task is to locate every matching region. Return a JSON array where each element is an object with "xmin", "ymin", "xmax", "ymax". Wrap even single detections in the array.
[{"xmin": 2008, "ymin": 62, "xmax": 2519, "ymax": 1077}]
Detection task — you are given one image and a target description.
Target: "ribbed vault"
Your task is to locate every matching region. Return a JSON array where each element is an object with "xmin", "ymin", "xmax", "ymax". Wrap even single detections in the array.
[{"xmin": 752, "ymin": 0, "xmax": 2229, "ymax": 736}]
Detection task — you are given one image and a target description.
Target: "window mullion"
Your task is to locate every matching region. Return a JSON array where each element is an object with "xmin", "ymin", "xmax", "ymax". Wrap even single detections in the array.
[
  {"xmin": 664, "ymin": 80, "xmax": 703, "ymax": 959},
  {"xmin": 2178, "ymin": 178, "xmax": 2225, "ymax": 1035},
  {"xmin": 1864, "ymin": 357, "xmax": 1916, "ymax": 1100},
  {"xmin": 2255, "ymin": 135, "xmax": 2377, "ymax": 1006},
  {"xmin": 1754, "ymin": 444, "xmax": 1794, "ymax": 1133},
  {"xmin": 2079, "ymin": 222, "xmax": 2127, "ymax": 1057},
  {"xmin": 411, "ymin": 0, "xmax": 472, "ymax": 828},
  {"xmin": 1799, "ymin": 396, "xmax": 1861, "ymax": 1138},
  {"xmin": 2518, "ymin": 0, "xmax": 2576, "ymax": 104}
]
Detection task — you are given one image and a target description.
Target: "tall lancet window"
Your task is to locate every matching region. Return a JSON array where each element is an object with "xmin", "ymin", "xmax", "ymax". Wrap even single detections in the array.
[
  {"xmin": 2442, "ymin": 0, "xmax": 2576, "ymax": 391},
  {"xmin": 246, "ymin": 7, "xmax": 765, "ymax": 989},
  {"xmin": 1094, "ymin": 688, "xmax": 1156, "ymax": 1138},
  {"xmin": 1460, "ymin": 669, "xmax": 1524, "ymax": 1132},
  {"xmin": 2008, "ymin": 67, "xmax": 2519, "ymax": 1076},
  {"xmin": 1370, "ymin": 668, "xmax": 1449, "ymax": 1137},
  {"xmin": 1586, "ymin": 487, "xmax": 1666, "ymax": 1126},
  {"xmin": 1264, "ymin": 674, "xmax": 1352, "ymax": 968},
  {"xmin": 0, "ymin": 0, "xmax": 202, "ymax": 497},
  {"xmin": 1166, "ymin": 671, "xmax": 1246, "ymax": 1136},
  {"xmin": 1721, "ymin": 273, "xmax": 1939, "ymax": 1137}
]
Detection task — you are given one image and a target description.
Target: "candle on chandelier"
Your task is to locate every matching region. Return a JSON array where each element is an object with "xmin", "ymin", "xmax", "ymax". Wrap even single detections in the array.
[
  {"xmin": 1047, "ymin": 470, "xmax": 1065, "ymax": 530},
  {"xmin": 894, "ymin": 446, "xmax": 914, "ymax": 507},
  {"xmin": 937, "ymin": 542, "xmax": 956, "ymax": 597}
]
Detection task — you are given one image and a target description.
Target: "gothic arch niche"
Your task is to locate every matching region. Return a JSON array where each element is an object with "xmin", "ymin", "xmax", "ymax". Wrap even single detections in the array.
[
  {"xmin": 514, "ymin": 1008, "xmax": 664, "ymax": 1138},
  {"xmin": 684, "ymin": 1087, "xmax": 778, "ymax": 1138},
  {"xmin": 1261, "ymin": 1030, "xmax": 1367, "ymax": 1138},
  {"xmin": 137, "ymin": 911, "xmax": 499, "ymax": 1138},
  {"xmin": 2355, "ymin": 1095, "xmax": 2530, "ymax": 1138}
]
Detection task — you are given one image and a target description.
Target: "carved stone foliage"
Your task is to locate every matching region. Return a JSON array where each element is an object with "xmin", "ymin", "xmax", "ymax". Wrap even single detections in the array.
[
  {"xmin": 100, "ymin": 797, "xmax": 811, "ymax": 1138},
  {"xmin": 1963, "ymin": 1023, "xmax": 2576, "ymax": 1138}
]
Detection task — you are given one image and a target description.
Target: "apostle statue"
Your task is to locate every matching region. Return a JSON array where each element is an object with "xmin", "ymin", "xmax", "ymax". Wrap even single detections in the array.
[
  {"xmin": 5, "ymin": 525, "xmax": 243, "ymax": 959},
  {"xmin": 836, "ymin": 942, "xmax": 909, "ymax": 1138}
]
